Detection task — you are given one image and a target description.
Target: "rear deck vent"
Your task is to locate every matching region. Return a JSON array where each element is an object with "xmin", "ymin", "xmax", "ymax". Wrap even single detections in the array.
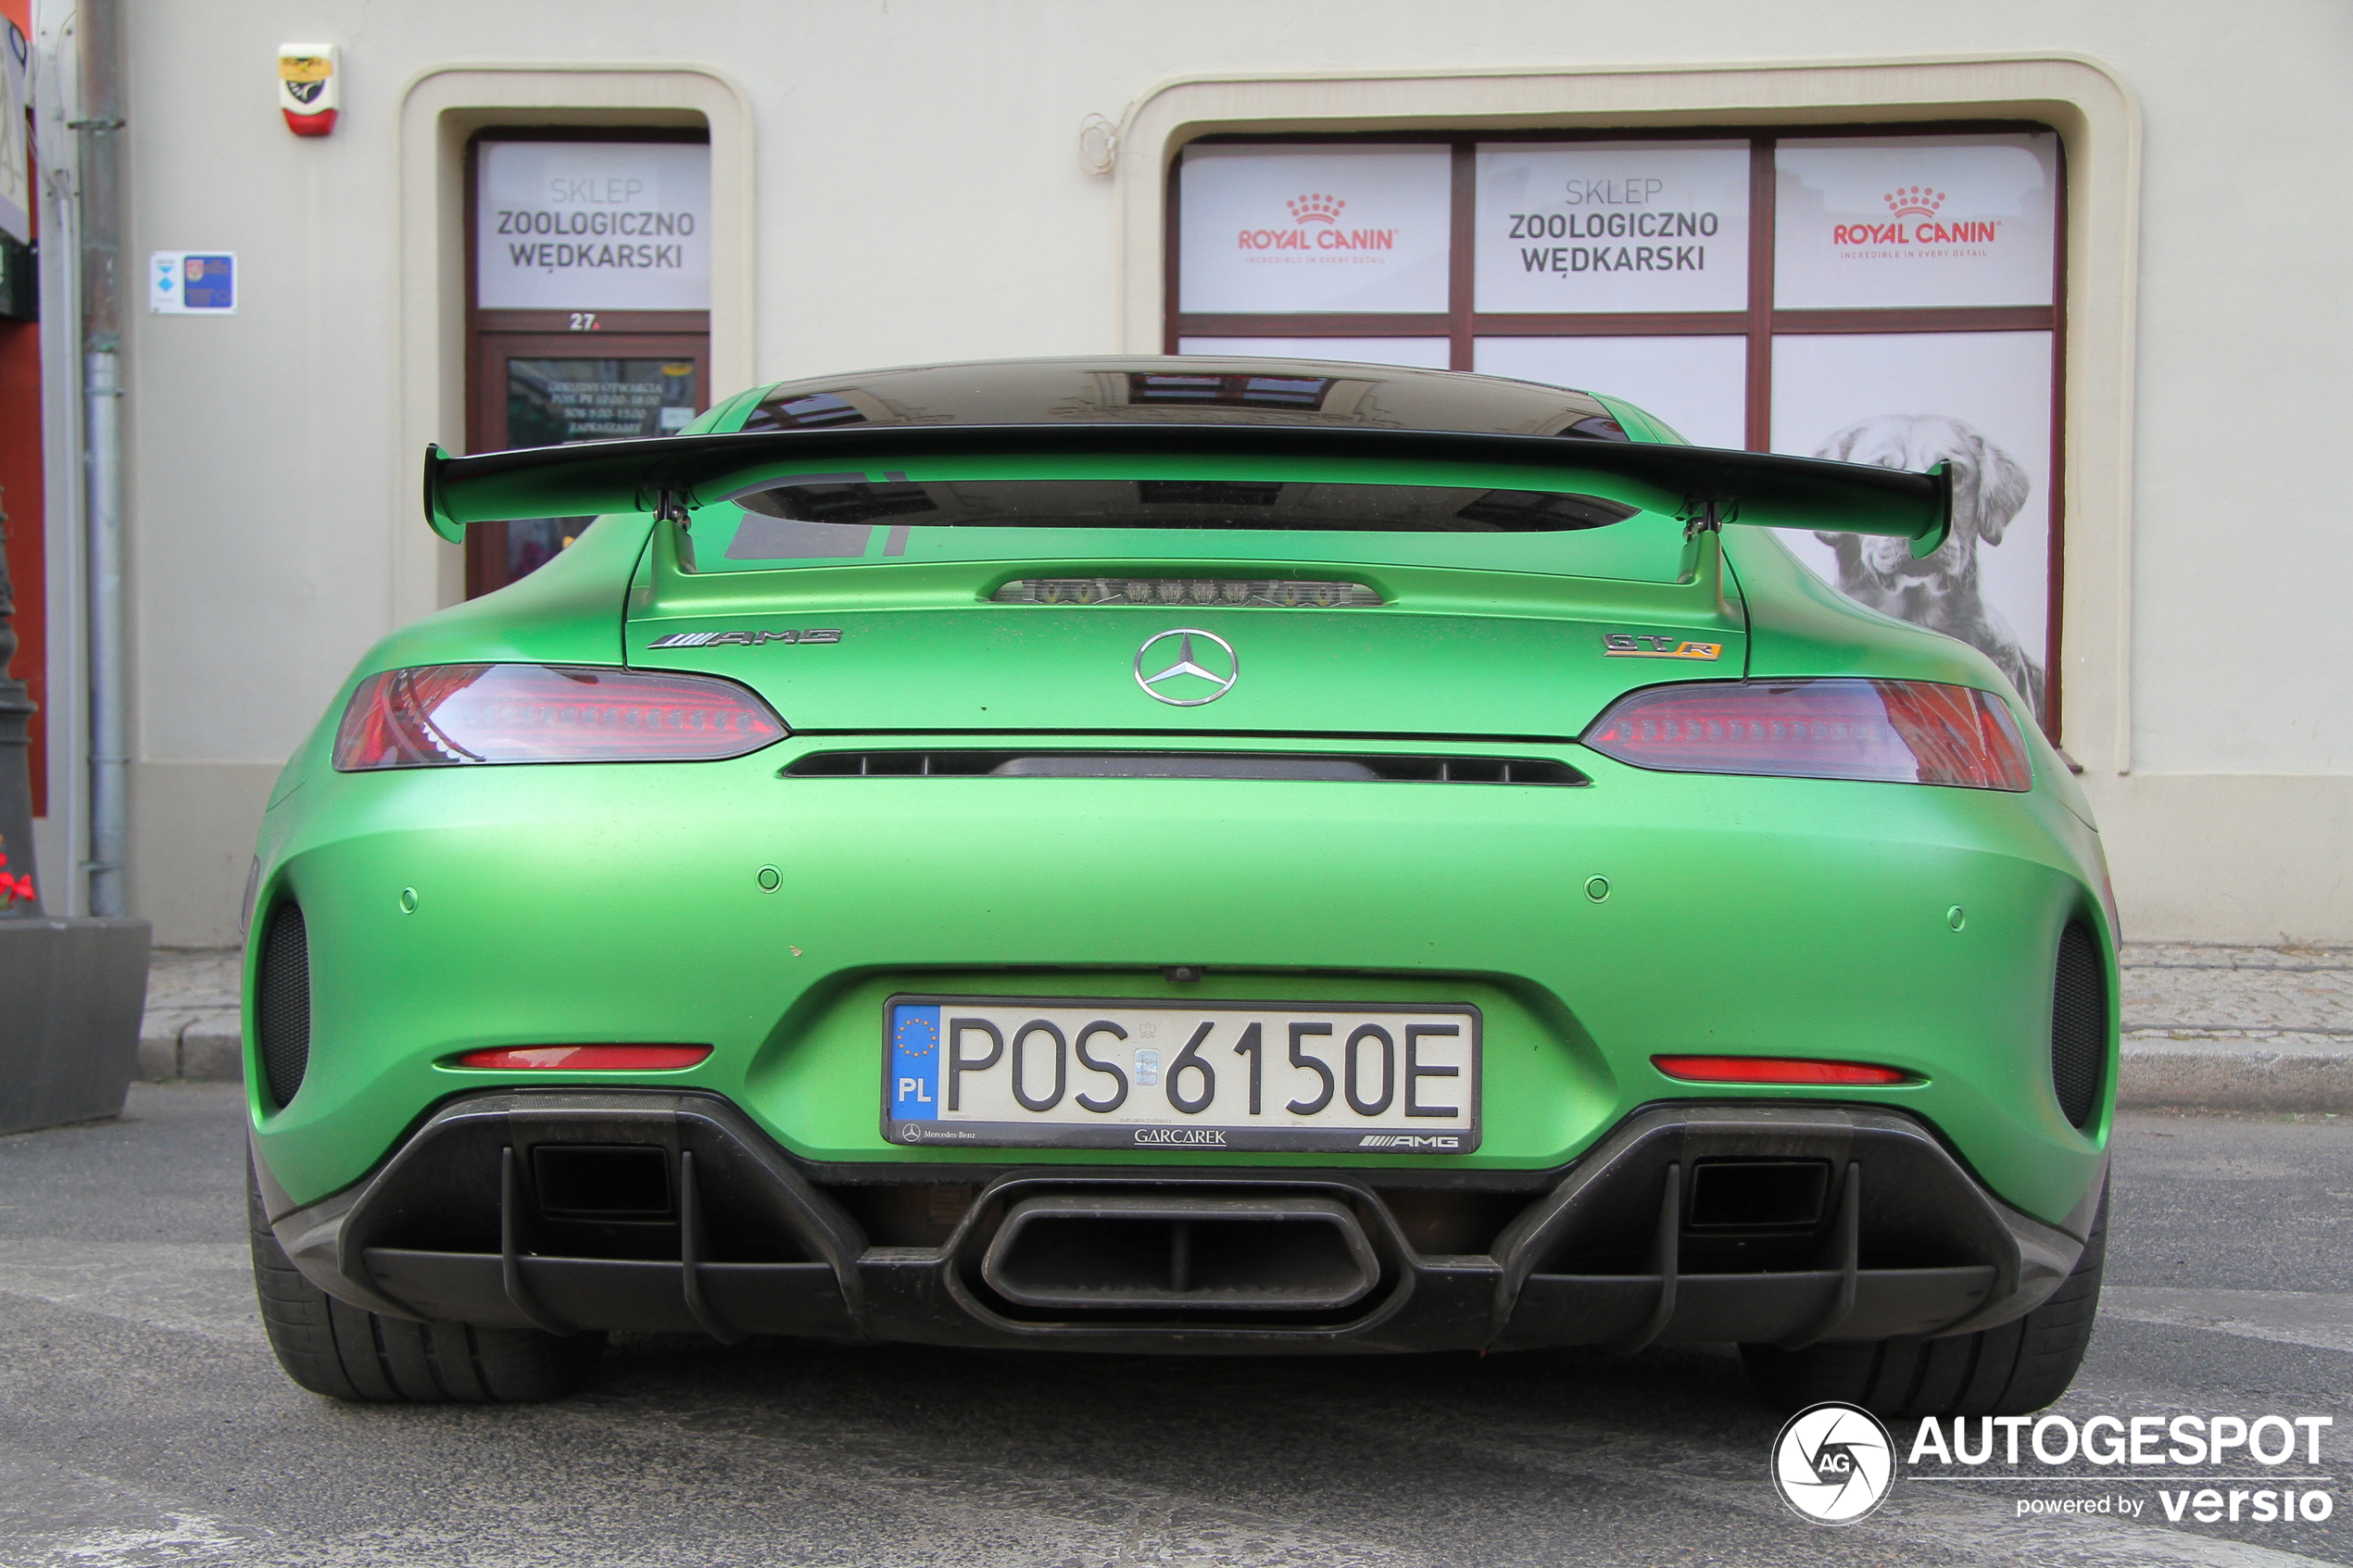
[
  {"xmin": 256, "ymin": 903, "xmax": 312, "ymax": 1110},
  {"xmin": 784, "ymin": 750, "xmax": 1588, "ymax": 786},
  {"xmin": 2050, "ymin": 921, "xmax": 2108, "ymax": 1128}
]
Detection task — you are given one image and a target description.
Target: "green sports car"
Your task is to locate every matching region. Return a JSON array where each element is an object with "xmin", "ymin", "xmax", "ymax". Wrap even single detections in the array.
[{"xmin": 244, "ymin": 358, "xmax": 2115, "ymax": 1414}]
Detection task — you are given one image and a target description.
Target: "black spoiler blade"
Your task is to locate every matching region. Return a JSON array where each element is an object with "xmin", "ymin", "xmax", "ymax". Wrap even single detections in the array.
[{"xmin": 423, "ymin": 425, "xmax": 1951, "ymax": 556}]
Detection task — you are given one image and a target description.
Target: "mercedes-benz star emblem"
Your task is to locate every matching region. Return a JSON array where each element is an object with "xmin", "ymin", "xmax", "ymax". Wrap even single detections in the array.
[{"xmin": 1134, "ymin": 629, "xmax": 1239, "ymax": 707}]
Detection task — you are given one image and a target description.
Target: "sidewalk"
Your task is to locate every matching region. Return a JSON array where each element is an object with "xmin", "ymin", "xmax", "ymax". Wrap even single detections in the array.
[
  {"xmin": 140, "ymin": 943, "xmax": 2353, "ymax": 1112},
  {"xmin": 2116, "ymin": 943, "xmax": 2353, "ymax": 1113}
]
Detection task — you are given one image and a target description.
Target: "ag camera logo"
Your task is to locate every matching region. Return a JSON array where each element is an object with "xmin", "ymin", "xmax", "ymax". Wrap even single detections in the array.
[{"xmin": 1772, "ymin": 1402, "xmax": 1896, "ymax": 1524}]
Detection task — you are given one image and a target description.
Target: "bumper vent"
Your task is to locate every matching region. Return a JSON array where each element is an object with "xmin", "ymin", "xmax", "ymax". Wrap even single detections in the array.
[
  {"xmin": 257, "ymin": 902, "xmax": 312, "ymax": 1109},
  {"xmin": 785, "ymin": 750, "xmax": 1587, "ymax": 785},
  {"xmin": 2050, "ymin": 921, "xmax": 2107, "ymax": 1128}
]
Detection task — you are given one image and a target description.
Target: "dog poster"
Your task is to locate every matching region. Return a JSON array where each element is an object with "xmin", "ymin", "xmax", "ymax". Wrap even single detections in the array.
[{"xmin": 1771, "ymin": 332, "xmax": 2056, "ymax": 724}]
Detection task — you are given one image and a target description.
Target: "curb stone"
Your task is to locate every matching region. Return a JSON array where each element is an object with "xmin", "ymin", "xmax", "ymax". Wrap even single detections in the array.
[{"xmin": 2118, "ymin": 1032, "xmax": 2353, "ymax": 1114}]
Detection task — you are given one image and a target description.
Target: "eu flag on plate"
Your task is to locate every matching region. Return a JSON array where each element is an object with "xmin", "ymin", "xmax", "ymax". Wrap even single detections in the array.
[{"xmin": 889, "ymin": 1004, "xmax": 939, "ymax": 1120}]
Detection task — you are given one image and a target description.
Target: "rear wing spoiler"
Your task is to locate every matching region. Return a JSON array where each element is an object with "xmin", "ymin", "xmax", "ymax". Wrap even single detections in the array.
[{"xmin": 422, "ymin": 425, "xmax": 1952, "ymax": 557}]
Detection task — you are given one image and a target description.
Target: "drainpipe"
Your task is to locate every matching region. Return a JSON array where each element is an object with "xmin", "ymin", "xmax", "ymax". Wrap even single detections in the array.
[{"xmin": 74, "ymin": 0, "xmax": 125, "ymax": 917}]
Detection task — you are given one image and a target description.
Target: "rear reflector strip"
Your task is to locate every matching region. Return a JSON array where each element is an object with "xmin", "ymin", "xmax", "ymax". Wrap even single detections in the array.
[
  {"xmin": 992, "ymin": 578, "xmax": 1381, "ymax": 608},
  {"xmin": 452, "ymin": 1045, "xmax": 712, "ymax": 1072},
  {"xmin": 1652, "ymin": 1055, "xmax": 1911, "ymax": 1085},
  {"xmin": 783, "ymin": 750, "xmax": 1587, "ymax": 785}
]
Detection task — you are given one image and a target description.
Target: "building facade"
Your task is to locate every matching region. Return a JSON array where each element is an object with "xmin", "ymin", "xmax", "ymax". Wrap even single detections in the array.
[{"xmin": 16, "ymin": 1, "xmax": 2351, "ymax": 945}]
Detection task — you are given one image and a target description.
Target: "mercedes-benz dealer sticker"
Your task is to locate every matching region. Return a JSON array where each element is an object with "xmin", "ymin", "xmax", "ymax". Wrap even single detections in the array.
[{"xmin": 1771, "ymin": 1401, "xmax": 1896, "ymax": 1524}]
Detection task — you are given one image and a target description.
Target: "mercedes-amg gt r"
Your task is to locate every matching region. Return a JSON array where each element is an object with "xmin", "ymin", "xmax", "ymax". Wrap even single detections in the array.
[{"xmin": 244, "ymin": 358, "xmax": 2115, "ymax": 1415}]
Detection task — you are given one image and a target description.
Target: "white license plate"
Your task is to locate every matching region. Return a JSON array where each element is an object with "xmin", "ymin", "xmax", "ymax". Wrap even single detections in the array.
[{"xmin": 883, "ymin": 996, "xmax": 1480, "ymax": 1153}]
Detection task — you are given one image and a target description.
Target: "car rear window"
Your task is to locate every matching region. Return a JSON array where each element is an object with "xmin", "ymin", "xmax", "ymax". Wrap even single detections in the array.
[{"xmin": 687, "ymin": 477, "xmax": 1692, "ymax": 583}]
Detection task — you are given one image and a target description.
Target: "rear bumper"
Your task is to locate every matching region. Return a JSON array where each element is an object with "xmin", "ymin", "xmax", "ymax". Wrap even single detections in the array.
[{"xmin": 262, "ymin": 1089, "xmax": 2099, "ymax": 1354}]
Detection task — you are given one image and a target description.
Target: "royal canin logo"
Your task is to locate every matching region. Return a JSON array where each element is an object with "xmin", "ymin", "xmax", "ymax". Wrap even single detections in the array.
[
  {"xmin": 1238, "ymin": 194, "xmax": 1396, "ymax": 254},
  {"xmin": 1832, "ymin": 187, "xmax": 1997, "ymax": 249},
  {"xmin": 1884, "ymin": 185, "xmax": 1945, "ymax": 220}
]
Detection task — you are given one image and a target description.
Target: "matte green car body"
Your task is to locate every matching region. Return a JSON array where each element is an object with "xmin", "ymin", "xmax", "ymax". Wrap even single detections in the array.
[
  {"xmin": 247, "ymin": 377, "xmax": 2114, "ymax": 1245},
  {"xmin": 243, "ymin": 360, "xmax": 2116, "ymax": 1411}
]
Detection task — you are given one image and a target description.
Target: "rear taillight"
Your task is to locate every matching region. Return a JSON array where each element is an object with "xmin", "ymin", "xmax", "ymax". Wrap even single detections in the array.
[
  {"xmin": 333, "ymin": 664, "xmax": 784, "ymax": 770},
  {"xmin": 1583, "ymin": 679, "xmax": 2031, "ymax": 791},
  {"xmin": 451, "ymin": 1045, "xmax": 712, "ymax": 1071},
  {"xmin": 1653, "ymin": 1055, "xmax": 1912, "ymax": 1085}
]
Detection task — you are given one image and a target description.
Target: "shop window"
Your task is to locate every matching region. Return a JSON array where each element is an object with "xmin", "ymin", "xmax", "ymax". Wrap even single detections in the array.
[
  {"xmin": 1167, "ymin": 129, "xmax": 2065, "ymax": 733},
  {"xmin": 465, "ymin": 129, "xmax": 711, "ymax": 596}
]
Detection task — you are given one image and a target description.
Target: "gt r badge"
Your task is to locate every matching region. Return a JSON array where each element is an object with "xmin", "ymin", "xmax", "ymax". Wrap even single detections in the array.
[
  {"xmin": 1134, "ymin": 629, "xmax": 1239, "ymax": 706},
  {"xmin": 1604, "ymin": 633, "xmax": 1722, "ymax": 660},
  {"xmin": 647, "ymin": 629, "xmax": 842, "ymax": 648}
]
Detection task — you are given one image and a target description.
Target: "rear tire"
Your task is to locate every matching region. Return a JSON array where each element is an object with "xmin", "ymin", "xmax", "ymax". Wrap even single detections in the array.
[
  {"xmin": 1739, "ymin": 1180, "xmax": 2106, "ymax": 1418},
  {"xmin": 247, "ymin": 1158, "xmax": 605, "ymax": 1402}
]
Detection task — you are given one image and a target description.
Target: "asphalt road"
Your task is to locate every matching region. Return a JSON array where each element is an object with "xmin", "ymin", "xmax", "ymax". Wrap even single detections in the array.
[{"xmin": 0, "ymin": 1087, "xmax": 2346, "ymax": 1568}]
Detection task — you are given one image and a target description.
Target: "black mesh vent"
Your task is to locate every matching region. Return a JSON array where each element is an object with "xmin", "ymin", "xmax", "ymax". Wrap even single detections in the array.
[
  {"xmin": 2050, "ymin": 921, "xmax": 2107, "ymax": 1128},
  {"xmin": 257, "ymin": 903, "xmax": 312, "ymax": 1110}
]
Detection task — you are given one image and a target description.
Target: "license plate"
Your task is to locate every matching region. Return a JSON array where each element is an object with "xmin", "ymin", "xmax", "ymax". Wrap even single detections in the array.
[{"xmin": 883, "ymin": 996, "xmax": 1480, "ymax": 1153}]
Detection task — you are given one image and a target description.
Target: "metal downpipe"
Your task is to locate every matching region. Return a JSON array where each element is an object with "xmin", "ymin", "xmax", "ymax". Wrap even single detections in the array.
[{"xmin": 76, "ymin": 0, "xmax": 124, "ymax": 916}]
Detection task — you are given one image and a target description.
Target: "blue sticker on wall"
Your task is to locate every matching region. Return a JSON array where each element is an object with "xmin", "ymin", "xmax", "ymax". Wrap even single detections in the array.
[{"xmin": 182, "ymin": 255, "xmax": 234, "ymax": 311}]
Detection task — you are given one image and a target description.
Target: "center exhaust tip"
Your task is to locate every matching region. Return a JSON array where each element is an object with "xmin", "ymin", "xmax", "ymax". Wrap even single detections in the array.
[{"xmin": 979, "ymin": 1192, "xmax": 1379, "ymax": 1311}]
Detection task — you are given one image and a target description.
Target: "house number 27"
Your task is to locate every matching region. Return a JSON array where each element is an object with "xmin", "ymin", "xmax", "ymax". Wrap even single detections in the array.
[{"xmin": 568, "ymin": 312, "xmax": 599, "ymax": 332}]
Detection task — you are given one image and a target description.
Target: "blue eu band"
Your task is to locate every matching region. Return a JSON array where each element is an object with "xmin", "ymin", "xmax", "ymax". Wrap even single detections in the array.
[{"xmin": 890, "ymin": 1005, "xmax": 940, "ymax": 1121}]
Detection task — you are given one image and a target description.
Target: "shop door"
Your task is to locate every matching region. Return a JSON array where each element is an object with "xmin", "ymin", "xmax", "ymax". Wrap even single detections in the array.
[
  {"xmin": 465, "ymin": 324, "xmax": 707, "ymax": 595},
  {"xmin": 466, "ymin": 130, "xmax": 711, "ymax": 597}
]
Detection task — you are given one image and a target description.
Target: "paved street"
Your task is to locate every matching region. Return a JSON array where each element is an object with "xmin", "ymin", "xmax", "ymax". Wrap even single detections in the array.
[{"xmin": 0, "ymin": 1088, "xmax": 2345, "ymax": 1567}]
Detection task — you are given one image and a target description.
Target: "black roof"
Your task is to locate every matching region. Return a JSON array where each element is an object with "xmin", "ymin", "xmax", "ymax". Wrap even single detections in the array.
[{"xmin": 738, "ymin": 357, "xmax": 1632, "ymax": 442}]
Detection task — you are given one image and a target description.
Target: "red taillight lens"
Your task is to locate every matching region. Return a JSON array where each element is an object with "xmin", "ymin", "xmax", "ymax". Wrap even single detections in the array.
[
  {"xmin": 333, "ymin": 664, "xmax": 785, "ymax": 770},
  {"xmin": 1583, "ymin": 679, "xmax": 2031, "ymax": 791},
  {"xmin": 452, "ymin": 1045, "xmax": 712, "ymax": 1071},
  {"xmin": 1653, "ymin": 1055, "xmax": 1911, "ymax": 1085}
]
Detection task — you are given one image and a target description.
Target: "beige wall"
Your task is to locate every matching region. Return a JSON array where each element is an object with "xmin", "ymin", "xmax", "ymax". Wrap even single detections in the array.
[{"xmin": 35, "ymin": 0, "xmax": 2352, "ymax": 944}]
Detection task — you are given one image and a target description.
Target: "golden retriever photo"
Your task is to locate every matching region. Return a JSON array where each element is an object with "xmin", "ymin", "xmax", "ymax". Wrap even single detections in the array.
[{"xmin": 1811, "ymin": 414, "xmax": 2045, "ymax": 723}]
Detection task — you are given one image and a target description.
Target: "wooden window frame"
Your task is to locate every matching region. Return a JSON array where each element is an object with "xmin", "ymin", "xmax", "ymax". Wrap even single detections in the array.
[{"xmin": 1164, "ymin": 124, "xmax": 2068, "ymax": 734}]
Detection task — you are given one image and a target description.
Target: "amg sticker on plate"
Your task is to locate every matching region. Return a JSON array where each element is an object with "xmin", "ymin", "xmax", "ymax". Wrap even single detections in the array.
[
  {"xmin": 647, "ymin": 629, "xmax": 842, "ymax": 648},
  {"xmin": 1604, "ymin": 633, "xmax": 1722, "ymax": 660}
]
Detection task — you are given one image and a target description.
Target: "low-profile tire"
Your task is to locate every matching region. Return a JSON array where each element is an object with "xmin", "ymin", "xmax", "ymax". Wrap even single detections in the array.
[
  {"xmin": 247, "ymin": 1157, "xmax": 605, "ymax": 1402},
  {"xmin": 1739, "ymin": 1180, "xmax": 2107, "ymax": 1418}
]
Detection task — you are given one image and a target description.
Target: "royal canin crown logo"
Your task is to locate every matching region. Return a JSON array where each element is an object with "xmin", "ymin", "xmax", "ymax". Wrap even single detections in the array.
[
  {"xmin": 1883, "ymin": 185, "xmax": 1946, "ymax": 220},
  {"xmin": 1238, "ymin": 194, "xmax": 1394, "ymax": 255},
  {"xmin": 1833, "ymin": 187, "xmax": 1995, "ymax": 249}
]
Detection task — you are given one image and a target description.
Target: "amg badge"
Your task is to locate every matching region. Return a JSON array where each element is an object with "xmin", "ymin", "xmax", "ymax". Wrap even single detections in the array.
[{"xmin": 647, "ymin": 629, "xmax": 842, "ymax": 648}]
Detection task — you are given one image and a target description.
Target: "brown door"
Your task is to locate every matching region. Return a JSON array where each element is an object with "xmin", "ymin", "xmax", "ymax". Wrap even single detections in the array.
[{"xmin": 464, "ymin": 321, "xmax": 708, "ymax": 596}]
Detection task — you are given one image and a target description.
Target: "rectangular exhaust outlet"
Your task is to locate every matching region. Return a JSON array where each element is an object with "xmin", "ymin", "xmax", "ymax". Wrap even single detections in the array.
[
  {"xmin": 1686, "ymin": 1160, "xmax": 1831, "ymax": 1231},
  {"xmin": 533, "ymin": 1145, "xmax": 673, "ymax": 1217},
  {"xmin": 981, "ymin": 1193, "xmax": 1379, "ymax": 1311}
]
